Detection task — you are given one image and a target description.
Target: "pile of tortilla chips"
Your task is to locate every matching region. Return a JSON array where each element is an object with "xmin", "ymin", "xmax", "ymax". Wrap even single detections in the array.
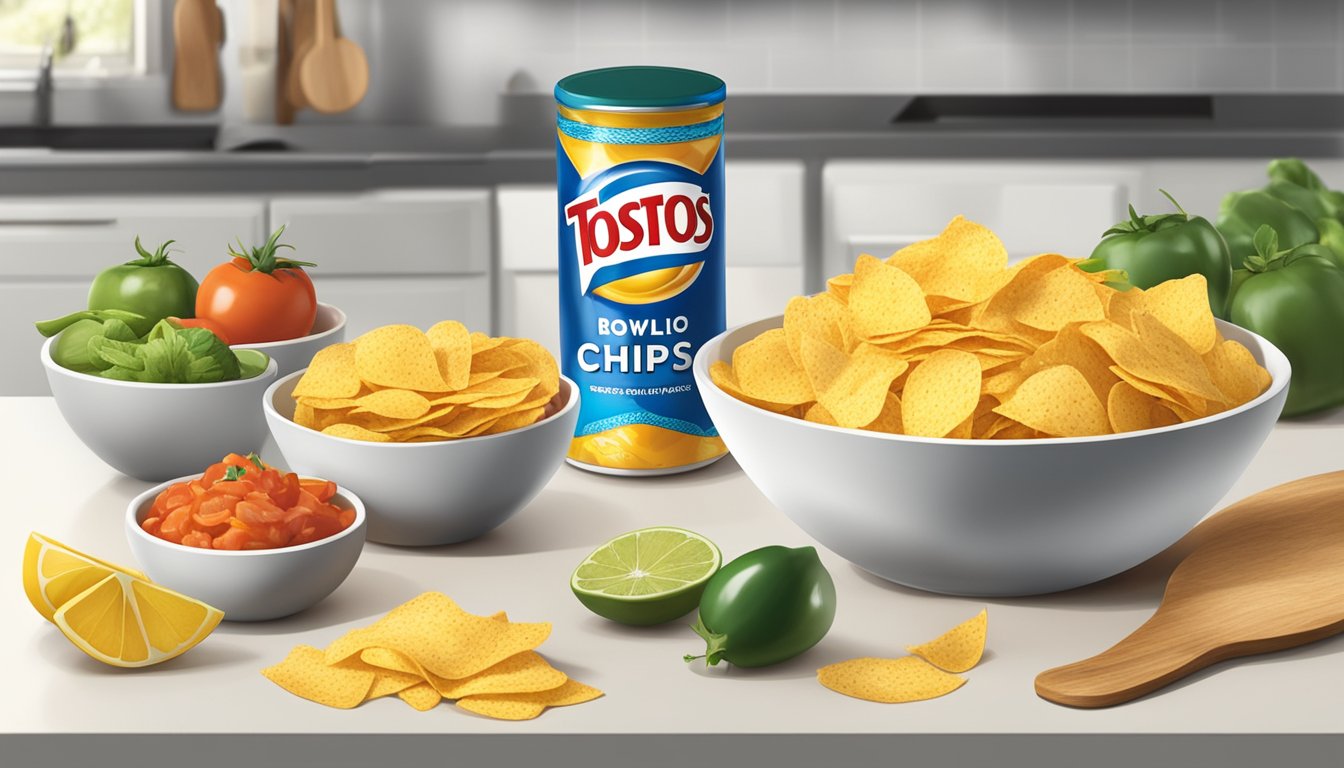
[
  {"xmin": 818, "ymin": 609, "xmax": 987, "ymax": 703},
  {"xmin": 291, "ymin": 322, "xmax": 561, "ymax": 442},
  {"xmin": 262, "ymin": 593, "xmax": 602, "ymax": 720},
  {"xmin": 712, "ymin": 217, "xmax": 1272, "ymax": 439}
]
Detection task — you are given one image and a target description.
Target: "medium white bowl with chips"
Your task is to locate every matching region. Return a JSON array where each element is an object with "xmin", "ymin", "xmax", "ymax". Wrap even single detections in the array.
[
  {"xmin": 232, "ymin": 302, "xmax": 347, "ymax": 379},
  {"xmin": 125, "ymin": 475, "xmax": 367, "ymax": 621},
  {"xmin": 694, "ymin": 316, "xmax": 1290, "ymax": 597},
  {"xmin": 263, "ymin": 370, "xmax": 579, "ymax": 546}
]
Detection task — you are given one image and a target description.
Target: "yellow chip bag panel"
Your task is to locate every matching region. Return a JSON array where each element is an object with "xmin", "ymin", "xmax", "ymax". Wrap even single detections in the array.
[
  {"xmin": 712, "ymin": 217, "xmax": 1271, "ymax": 439},
  {"xmin": 289, "ymin": 323, "xmax": 563, "ymax": 443}
]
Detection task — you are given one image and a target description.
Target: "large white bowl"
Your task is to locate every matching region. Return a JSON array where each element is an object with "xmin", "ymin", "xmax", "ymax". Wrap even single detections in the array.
[
  {"xmin": 232, "ymin": 302, "xmax": 346, "ymax": 379},
  {"xmin": 41, "ymin": 337, "xmax": 278, "ymax": 482},
  {"xmin": 263, "ymin": 371, "xmax": 580, "ymax": 546},
  {"xmin": 694, "ymin": 317, "xmax": 1291, "ymax": 597},
  {"xmin": 126, "ymin": 475, "xmax": 366, "ymax": 621}
]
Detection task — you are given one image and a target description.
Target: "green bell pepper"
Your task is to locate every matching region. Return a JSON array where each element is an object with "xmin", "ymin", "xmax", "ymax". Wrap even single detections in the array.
[
  {"xmin": 1314, "ymin": 218, "xmax": 1344, "ymax": 270},
  {"xmin": 87, "ymin": 237, "xmax": 199, "ymax": 326},
  {"xmin": 1227, "ymin": 225, "xmax": 1344, "ymax": 417},
  {"xmin": 1081, "ymin": 190, "xmax": 1232, "ymax": 318},
  {"xmin": 1217, "ymin": 190, "xmax": 1319, "ymax": 265},
  {"xmin": 1266, "ymin": 158, "xmax": 1344, "ymax": 222}
]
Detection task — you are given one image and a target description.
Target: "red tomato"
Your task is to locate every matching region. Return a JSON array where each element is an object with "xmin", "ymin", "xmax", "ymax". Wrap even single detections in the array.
[
  {"xmin": 195, "ymin": 226, "xmax": 318, "ymax": 344},
  {"xmin": 197, "ymin": 258, "xmax": 316, "ymax": 344}
]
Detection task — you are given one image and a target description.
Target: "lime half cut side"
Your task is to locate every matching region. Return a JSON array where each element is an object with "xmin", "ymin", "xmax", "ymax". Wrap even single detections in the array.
[{"xmin": 571, "ymin": 527, "xmax": 721, "ymax": 626}]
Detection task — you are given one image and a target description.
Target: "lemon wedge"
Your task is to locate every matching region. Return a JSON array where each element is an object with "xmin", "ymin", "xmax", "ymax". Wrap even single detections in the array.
[
  {"xmin": 24, "ymin": 532, "xmax": 223, "ymax": 668},
  {"xmin": 23, "ymin": 532, "xmax": 147, "ymax": 623}
]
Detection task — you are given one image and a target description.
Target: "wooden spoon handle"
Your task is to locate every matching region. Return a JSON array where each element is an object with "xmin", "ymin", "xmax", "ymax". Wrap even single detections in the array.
[
  {"xmin": 314, "ymin": 0, "xmax": 335, "ymax": 43},
  {"xmin": 1035, "ymin": 608, "xmax": 1214, "ymax": 708}
]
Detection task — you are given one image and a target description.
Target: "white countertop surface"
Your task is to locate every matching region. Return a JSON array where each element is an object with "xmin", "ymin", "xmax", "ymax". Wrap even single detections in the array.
[{"xmin": 4, "ymin": 397, "xmax": 1344, "ymax": 763}]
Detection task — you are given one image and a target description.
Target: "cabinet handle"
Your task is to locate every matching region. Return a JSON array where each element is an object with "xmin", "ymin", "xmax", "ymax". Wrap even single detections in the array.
[{"xmin": 0, "ymin": 218, "xmax": 118, "ymax": 227}]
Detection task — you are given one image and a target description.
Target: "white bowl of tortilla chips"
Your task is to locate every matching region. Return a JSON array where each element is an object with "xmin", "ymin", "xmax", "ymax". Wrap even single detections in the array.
[
  {"xmin": 263, "ymin": 322, "xmax": 577, "ymax": 546},
  {"xmin": 694, "ymin": 218, "xmax": 1289, "ymax": 596}
]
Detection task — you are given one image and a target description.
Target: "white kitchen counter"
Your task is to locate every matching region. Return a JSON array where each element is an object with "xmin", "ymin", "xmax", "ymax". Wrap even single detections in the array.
[{"xmin": 3, "ymin": 397, "xmax": 1343, "ymax": 767}]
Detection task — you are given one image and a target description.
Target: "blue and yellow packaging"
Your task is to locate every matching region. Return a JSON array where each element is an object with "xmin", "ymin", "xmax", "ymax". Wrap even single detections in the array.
[{"xmin": 555, "ymin": 66, "xmax": 728, "ymax": 475}]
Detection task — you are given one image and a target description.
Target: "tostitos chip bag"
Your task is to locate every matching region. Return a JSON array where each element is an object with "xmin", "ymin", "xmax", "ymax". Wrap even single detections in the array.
[
  {"xmin": 714, "ymin": 217, "xmax": 1271, "ymax": 439},
  {"xmin": 290, "ymin": 322, "xmax": 563, "ymax": 442}
]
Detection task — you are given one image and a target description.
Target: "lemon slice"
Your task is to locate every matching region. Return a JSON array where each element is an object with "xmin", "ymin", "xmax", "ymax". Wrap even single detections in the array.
[
  {"xmin": 53, "ymin": 572, "xmax": 224, "ymax": 668},
  {"xmin": 23, "ymin": 532, "xmax": 147, "ymax": 623},
  {"xmin": 571, "ymin": 527, "xmax": 721, "ymax": 626}
]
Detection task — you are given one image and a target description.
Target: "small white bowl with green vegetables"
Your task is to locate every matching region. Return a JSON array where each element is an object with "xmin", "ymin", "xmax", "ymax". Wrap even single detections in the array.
[{"xmin": 40, "ymin": 316, "xmax": 277, "ymax": 482}]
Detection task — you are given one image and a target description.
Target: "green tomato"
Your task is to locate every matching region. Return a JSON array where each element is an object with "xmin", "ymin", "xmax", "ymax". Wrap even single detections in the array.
[
  {"xmin": 87, "ymin": 237, "xmax": 198, "ymax": 326},
  {"xmin": 1084, "ymin": 192, "xmax": 1232, "ymax": 318},
  {"xmin": 685, "ymin": 545, "xmax": 836, "ymax": 668}
]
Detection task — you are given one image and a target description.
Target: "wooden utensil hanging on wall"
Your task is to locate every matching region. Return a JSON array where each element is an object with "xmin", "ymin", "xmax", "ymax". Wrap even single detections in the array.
[
  {"xmin": 172, "ymin": 0, "xmax": 224, "ymax": 111},
  {"xmin": 298, "ymin": 0, "xmax": 368, "ymax": 114},
  {"xmin": 275, "ymin": 0, "xmax": 295, "ymax": 124},
  {"xmin": 284, "ymin": 0, "xmax": 317, "ymax": 110},
  {"xmin": 1035, "ymin": 471, "xmax": 1344, "ymax": 708}
]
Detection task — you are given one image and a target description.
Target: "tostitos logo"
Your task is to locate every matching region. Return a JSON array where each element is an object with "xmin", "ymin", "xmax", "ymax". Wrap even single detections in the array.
[{"xmin": 564, "ymin": 167, "xmax": 714, "ymax": 304}]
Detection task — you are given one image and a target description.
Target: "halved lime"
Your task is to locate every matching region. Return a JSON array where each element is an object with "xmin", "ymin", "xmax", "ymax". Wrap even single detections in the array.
[{"xmin": 571, "ymin": 527, "xmax": 721, "ymax": 626}]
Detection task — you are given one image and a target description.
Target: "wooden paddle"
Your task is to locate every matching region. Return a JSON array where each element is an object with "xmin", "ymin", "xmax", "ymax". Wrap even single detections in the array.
[
  {"xmin": 298, "ymin": 0, "xmax": 368, "ymax": 114},
  {"xmin": 1035, "ymin": 471, "xmax": 1344, "ymax": 708},
  {"xmin": 171, "ymin": 0, "xmax": 223, "ymax": 112}
]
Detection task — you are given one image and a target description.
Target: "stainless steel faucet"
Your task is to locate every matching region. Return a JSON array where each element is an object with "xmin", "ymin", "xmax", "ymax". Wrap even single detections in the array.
[
  {"xmin": 33, "ymin": 10, "xmax": 75, "ymax": 127},
  {"xmin": 33, "ymin": 41, "xmax": 54, "ymax": 127}
]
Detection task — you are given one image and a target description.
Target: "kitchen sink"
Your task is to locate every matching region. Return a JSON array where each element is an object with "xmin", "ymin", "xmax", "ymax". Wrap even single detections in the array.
[
  {"xmin": 0, "ymin": 125, "xmax": 218, "ymax": 150},
  {"xmin": 893, "ymin": 95, "xmax": 1216, "ymax": 124}
]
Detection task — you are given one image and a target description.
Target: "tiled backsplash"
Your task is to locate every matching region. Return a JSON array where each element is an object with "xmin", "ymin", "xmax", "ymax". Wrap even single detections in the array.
[{"xmin": 365, "ymin": 0, "xmax": 1344, "ymax": 124}]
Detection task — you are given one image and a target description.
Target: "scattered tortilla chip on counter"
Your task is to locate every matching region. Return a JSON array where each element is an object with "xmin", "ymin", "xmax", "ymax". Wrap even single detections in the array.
[
  {"xmin": 457, "ymin": 679, "xmax": 606, "ymax": 721},
  {"xmin": 817, "ymin": 657, "xmax": 965, "ymax": 704},
  {"xmin": 817, "ymin": 609, "xmax": 988, "ymax": 704},
  {"xmin": 905, "ymin": 608, "xmax": 989, "ymax": 673},
  {"xmin": 261, "ymin": 592, "xmax": 602, "ymax": 720}
]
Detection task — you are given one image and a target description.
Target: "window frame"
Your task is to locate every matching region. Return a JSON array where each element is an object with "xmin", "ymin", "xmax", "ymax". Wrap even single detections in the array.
[{"xmin": 0, "ymin": 0, "xmax": 151, "ymax": 81}]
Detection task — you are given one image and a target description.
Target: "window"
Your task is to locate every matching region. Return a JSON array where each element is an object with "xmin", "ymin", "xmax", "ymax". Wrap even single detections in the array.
[{"xmin": 0, "ymin": 0, "xmax": 145, "ymax": 77}]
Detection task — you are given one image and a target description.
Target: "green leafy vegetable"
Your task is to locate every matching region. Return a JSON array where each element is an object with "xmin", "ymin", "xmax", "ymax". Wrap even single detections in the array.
[{"xmin": 40, "ymin": 310, "xmax": 269, "ymax": 384}]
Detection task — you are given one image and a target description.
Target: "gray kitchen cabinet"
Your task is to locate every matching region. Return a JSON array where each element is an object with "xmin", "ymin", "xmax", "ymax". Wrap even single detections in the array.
[
  {"xmin": 497, "ymin": 161, "xmax": 806, "ymax": 360},
  {"xmin": 822, "ymin": 161, "xmax": 1145, "ymax": 276},
  {"xmin": 268, "ymin": 189, "xmax": 493, "ymax": 338},
  {"xmin": 1, "ymin": 197, "xmax": 267, "ymax": 395}
]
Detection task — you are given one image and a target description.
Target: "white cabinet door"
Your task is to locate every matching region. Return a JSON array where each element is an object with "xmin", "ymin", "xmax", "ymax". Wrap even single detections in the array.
[
  {"xmin": 269, "ymin": 189, "xmax": 493, "ymax": 340},
  {"xmin": 268, "ymin": 190, "xmax": 491, "ymax": 275},
  {"xmin": 823, "ymin": 161, "xmax": 1144, "ymax": 275},
  {"xmin": 311, "ymin": 276, "xmax": 491, "ymax": 341},
  {"xmin": 0, "ymin": 197, "xmax": 266, "ymax": 395},
  {"xmin": 6, "ymin": 281, "xmax": 94, "ymax": 396},
  {"xmin": 497, "ymin": 161, "xmax": 806, "ymax": 352},
  {"xmin": 501, "ymin": 272, "xmax": 561, "ymax": 361},
  {"xmin": 0, "ymin": 197, "xmax": 266, "ymax": 278}
]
